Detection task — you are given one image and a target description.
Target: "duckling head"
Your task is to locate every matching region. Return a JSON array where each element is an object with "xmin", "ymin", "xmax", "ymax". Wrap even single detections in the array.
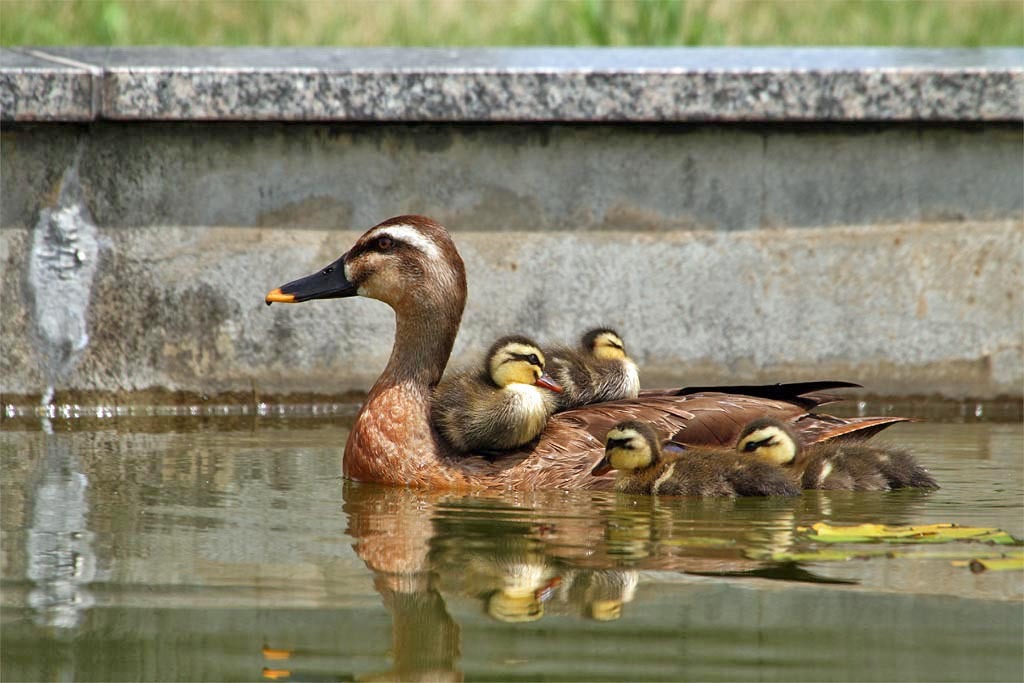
[
  {"xmin": 582, "ymin": 328, "xmax": 628, "ymax": 361},
  {"xmin": 486, "ymin": 589, "xmax": 545, "ymax": 623},
  {"xmin": 588, "ymin": 599, "xmax": 624, "ymax": 622},
  {"xmin": 487, "ymin": 336, "xmax": 562, "ymax": 393},
  {"xmin": 591, "ymin": 420, "xmax": 661, "ymax": 476},
  {"xmin": 737, "ymin": 417, "xmax": 800, "ymax": 465}
]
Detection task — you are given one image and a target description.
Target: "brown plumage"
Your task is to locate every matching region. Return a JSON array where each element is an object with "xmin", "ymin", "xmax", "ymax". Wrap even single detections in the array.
[
  {"xmin": 737, "ymin": 418, "xmax": 939, "ymax": 491},
  {"xmin": 431, "ymin": 335, "xmax": 561, "ymax": 453},
  {"xmin": 592, "ymin": 421, "xmax": 800, "ymax": 497},
  {"xmin": 547, "ymin": 328, "xmax": 640, "ymax": 411},
  {"xmin": 265, "ymin": 215, "xmax": 910, "ymax": 491}
]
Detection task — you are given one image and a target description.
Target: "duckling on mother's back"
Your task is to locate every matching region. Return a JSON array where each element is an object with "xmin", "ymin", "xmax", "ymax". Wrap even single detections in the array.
[
  {"xmin": 592, "ymin": 421, "xmax": 799, "ymax": 497},
  {"xmin": 737, "ymin": 418, "xmax": 939, "ymax": 491},
  {"xmin": 432, "ymin": 335, "xmax": 563, "ymax": 454},
  {"xmin": 548, "ymin": 328, "xmax": 640, "ymax": 411}
]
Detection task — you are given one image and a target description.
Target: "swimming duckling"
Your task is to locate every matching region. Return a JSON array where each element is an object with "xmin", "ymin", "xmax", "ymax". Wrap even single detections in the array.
[
  {"xmin": 558, "ymin": 568, "xmax": 640, "ymax": 622},
  {"xmin": 432, "ymin": 335, "xmax": 563, "ymax": 454},
  {"xmin": 592, "ymin": 421, "xmax": 800, "ymax": 497},
  {"xmin": 737, "ymin": 418, "xmax": 939, "ymax": 491},
  {"xmin": 548, "ymin": 328, "xmax": 640, "ymax": 410}
]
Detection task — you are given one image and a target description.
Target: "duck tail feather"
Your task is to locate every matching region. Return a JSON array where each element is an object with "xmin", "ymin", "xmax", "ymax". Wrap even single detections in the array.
[
  {"xmin": 795, "ymin": 415, "xmax": 915, "ymax": 444},
  {"xmin": 665, "ymin": 381, "xmax": 861, "ymax": 409}
]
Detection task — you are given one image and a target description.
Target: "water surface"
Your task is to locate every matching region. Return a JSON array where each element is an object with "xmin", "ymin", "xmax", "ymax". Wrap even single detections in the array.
[{"xmin": 2, "ymin": 412, "xmax": 1022, "ymax": 682}]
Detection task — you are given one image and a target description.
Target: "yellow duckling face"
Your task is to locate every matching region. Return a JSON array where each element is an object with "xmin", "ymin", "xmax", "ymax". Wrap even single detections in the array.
[
  {"xmin": 583, "ymin": 328, "xmax": 628, "ymax": 361},
  {"xmin": 487, "ymin": 336, "xmax": 563, "ymax": 392},
  {"xmin": 737, "ymin": 418, "xmax": 799, "ymax": 465},
  {"xmin": 486, "ymin": 589, "xmax": 545, "ymax": 623},
  {"xmin": 592, "ymin": 421, "xmax": 659, "ymax": 476},
  {"xmin": 588, "ymin": 599, "xmax": 624, "ymax": 622}
]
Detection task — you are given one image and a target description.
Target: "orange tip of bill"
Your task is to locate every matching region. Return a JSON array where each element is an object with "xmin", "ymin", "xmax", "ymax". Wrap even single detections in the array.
[
  {"xmin": 265, "ymin": 288, "xmax": 295, "ymax": 305},
  {"xmin": 262, "ymin": 647, "xmax": 292, "ymax": 661}
]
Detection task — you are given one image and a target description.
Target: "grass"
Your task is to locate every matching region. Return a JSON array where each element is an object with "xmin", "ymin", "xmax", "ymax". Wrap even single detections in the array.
[{"xmin": 1, "ymin": 0, "xmax": 1021, "ymax": 47}]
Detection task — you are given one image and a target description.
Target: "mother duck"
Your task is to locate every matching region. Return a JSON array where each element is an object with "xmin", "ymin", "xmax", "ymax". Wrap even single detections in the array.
[{"xmin": 266, "ymin": 215, "xmax": 906, "ymax": 491}]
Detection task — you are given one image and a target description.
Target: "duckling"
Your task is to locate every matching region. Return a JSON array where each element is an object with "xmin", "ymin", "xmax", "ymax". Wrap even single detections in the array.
[
  {"xmin": 737, "ymin": 418, "xmax": 939, "ymax": 491},
  {"xmin": 592, "ymin": 421, "xmax": 800, "ymax": 497},
  {"xmin": 558, "ymin": 568, "xmax": 639, "ymax": 622},
  {"xmin": 547, "ymin": 328, "xmax": 640, "ymax": 410},
  {"xmin": 431, "ymin": 335, "xmax": 563, "ymax": 454}
]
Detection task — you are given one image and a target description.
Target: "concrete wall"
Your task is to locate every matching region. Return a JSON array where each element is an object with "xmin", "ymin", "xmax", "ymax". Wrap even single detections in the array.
[{"xmin": 1, "ymin": 48, "xmax": 1022, "ymax": 403}]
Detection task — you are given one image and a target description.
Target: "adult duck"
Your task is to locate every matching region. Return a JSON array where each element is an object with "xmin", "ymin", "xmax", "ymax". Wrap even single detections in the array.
[{"xmin": 265, "ymin": 215, "xmax": 907, "ymax": 491}]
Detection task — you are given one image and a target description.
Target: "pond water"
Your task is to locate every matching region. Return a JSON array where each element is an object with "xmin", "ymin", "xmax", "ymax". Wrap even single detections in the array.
[{"xmin": 1, "ymin": 408, "xmax": 1022, "ymax": 682}]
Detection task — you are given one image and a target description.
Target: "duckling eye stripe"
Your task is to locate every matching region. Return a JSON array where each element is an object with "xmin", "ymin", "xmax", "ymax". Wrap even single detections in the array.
[
  {"xmin": 368, "ymin": 226, "xmax": 441, "ymax": 260},
  {"xmin": 507, "ymin": 353, "xmax": 542, "ymax": 366}
]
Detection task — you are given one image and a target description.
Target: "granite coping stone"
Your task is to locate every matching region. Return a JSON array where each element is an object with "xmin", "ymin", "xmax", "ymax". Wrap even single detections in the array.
[{"xmin": 2, "ymin": 46, "xmax": 1022, "ymax": 122}]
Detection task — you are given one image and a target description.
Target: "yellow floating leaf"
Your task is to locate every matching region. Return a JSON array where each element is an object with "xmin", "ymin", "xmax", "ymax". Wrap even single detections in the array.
[
  {"xmin": 966, "ymin": 555, "xmax": 1024, "ymax": 573},
  {"xmin": 801, "ymin": 522, "xmax": 1021, "ymax": 546}
]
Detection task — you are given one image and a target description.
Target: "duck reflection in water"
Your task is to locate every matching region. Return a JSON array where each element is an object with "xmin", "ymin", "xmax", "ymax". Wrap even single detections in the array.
[{"xmin": 338, "ymin": 477, "xmax": 935, "ymax": 679}]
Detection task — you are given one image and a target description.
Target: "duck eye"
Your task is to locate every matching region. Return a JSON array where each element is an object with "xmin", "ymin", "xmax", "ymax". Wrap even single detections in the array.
[
  {"xmin": 528, "ymin": 354, "xmax": 540, "ymax": 366},
  {"xmin": 376, "ymin": 236, "xmax": 393, "ymax": 251}
]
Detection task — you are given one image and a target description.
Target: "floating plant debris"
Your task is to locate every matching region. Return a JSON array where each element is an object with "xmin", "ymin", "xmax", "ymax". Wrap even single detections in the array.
[{"xmin": 798, "ymin": 522, "xmax": 1020, "ymax": 546}]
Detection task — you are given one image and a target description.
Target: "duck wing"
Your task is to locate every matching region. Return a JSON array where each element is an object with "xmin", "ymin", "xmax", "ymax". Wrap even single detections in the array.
[
  {"xmin": 790, "ymin": 412, "xmax": 914, "ymax": 443},
  {"xmin": 480, "ymin": 384, "xmax": 909, "ymax": 491}
]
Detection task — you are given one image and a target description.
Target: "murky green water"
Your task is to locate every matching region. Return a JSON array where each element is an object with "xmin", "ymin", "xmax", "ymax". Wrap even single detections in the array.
[{"xmin": 1, "ymin": 412, "xmax": 1022, "ymax": 682}]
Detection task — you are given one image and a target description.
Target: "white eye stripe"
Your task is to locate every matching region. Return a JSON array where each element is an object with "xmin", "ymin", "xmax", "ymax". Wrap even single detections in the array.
[{"xmin": 367, "ymin": 225, "xmax": 442, "ymax": 260}]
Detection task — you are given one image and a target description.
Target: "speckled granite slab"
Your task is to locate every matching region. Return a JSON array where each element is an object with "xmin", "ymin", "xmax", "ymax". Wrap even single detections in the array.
[
  {"xmin": 0, "ymin": 48, "xmax": 97, "ymax": 121},
  {"xmin": 2, "ymin": 46, "xmax": 1022, "ymax": 122}
]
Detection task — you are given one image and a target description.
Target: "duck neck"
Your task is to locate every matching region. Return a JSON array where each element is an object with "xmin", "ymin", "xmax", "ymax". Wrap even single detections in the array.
[
  {"xmin": 344, "ymin": 292, "xmax": 466, "ymax": 485},
  {"xmin": 382, "ymin": 307, "xmax": 460, "ymax": 388}
]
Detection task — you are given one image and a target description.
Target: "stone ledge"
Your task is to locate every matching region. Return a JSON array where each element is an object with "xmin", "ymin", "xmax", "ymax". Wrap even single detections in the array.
[{"xmin": 2, "ymin": 46, "xmax": 1021, "ymax": 122}]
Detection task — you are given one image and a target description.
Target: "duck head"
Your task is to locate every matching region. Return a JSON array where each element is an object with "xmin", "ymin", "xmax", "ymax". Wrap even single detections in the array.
[
  {"xmin": 581, "ymin": 328, "xmax": 628, "ymax": 361},
  {"xmin": 591, "ymin": 420, "xmax": 661, "ymax": 476},
  {"xmin": 265, "ymin": 215, "xmax": 466, "ymax": 318},
  {"xmin": 487, "ymin": 335, "xmax": 562, "ymax": 393},
  {"xmin": 737, "ymin": 417, "xmax": 800, "ymax": 465}
]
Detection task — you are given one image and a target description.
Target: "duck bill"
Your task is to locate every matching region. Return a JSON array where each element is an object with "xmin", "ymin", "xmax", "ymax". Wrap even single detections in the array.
[
  {"xmin": 591, "ymin": 456, "xmax": 612, "ymax": 477},
  {"xmin": 535, "ymin": 373, "xmax": 563, "ymax": 394},
  {"xmin": 265, "ymin": 253, "xmax": 356, "ymax": 305}
]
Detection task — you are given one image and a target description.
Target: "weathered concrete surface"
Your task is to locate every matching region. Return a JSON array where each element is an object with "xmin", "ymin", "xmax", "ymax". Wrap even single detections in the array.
[
  {"xmin": 2, "ymin": 123, "xmax": 1020, "ymax": 232},
  {"xmin": 2, "ymin": 47, "xmax": 1021, "ymax": 122},
  {"xmin": 2, "ymin": 121, "xmax": 1021, "ymax": 402}
]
